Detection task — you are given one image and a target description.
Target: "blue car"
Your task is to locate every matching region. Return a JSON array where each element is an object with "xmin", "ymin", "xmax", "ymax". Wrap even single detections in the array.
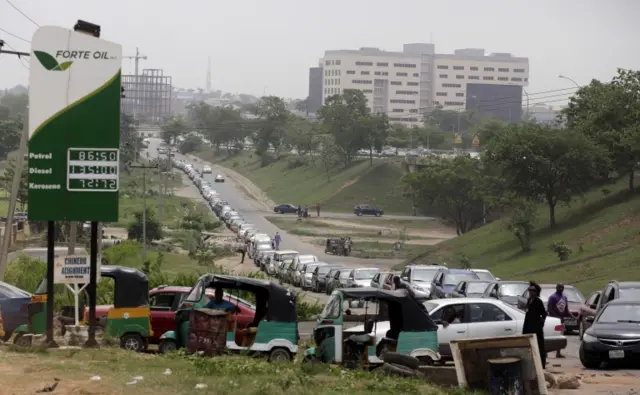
[
  {"xmin": 430, "ymin": 269, "xmax": 480, "ymax": 299},
  {"xmin": 0, "ymin": 281, "xmax": 31, "ymax": 341}
]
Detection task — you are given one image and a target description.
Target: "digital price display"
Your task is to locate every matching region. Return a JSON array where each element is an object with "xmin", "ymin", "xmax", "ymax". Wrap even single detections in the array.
[{"xmin": 66, "ymin": 148, "xmax": 119, "ymax": 192}]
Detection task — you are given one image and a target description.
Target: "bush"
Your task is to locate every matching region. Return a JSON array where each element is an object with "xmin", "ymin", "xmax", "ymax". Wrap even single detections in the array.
[
  {"xmin": 549, "ymin": 241, "xmax": 572, "ymax": 261},
  {"xmin": 286, "ymin": 157, "xmax": 307, "ymax": 170}
]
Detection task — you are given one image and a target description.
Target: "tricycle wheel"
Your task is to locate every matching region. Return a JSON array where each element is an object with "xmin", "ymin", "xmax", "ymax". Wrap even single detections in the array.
[
  {"xmin": 13, "ymin": 333, "xmax": 32, "ymax": 347},
  {"xmin": 302, "ymin": 354, "xmax": 320, "ymax": 365},
  {"xmin": 269, "ymin": 347, "xmax": 291, "ymax": 363},
  {"xmin": 158, "ymin": 339, "xmax": 177, "ymax": 354},
  {"xmin": 120, "ymin": 334, "xmax": 145, "ymax": 352},
  {"xmin": 382, "ymin": 352, "xmax": 419, "ymax": 370}
]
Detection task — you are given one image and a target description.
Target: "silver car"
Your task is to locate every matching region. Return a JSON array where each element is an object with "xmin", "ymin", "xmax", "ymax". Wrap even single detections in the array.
[
  {"xmin": 300, "ymin": 262, "xmax": 328, "ymax": 290},
  {"xmin": 291, "ymin": 254, "xmax": 318, "ymax": 286}
]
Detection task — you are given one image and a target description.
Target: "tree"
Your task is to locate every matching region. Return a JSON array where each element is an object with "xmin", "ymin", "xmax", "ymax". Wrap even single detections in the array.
[
  {"xmin": 161, "ymin": 116, "xmax": 188, "ymax": 145},
  {"xmin": 485, "ymin": 123, "xmax": 609, "ymax": 228},
  {"xmin": 316, "ymin": 134, "xmax": 339, "ymax": 182},
  {"xmin": 468, "ymin": 118, "xmax": 508, "ymax": 148},
  {"xmin": 403, "ymin": 156, "xmax": 497, "ymax": 235},
  {"xmin": 0, "ymin": 93, "xmax": 28, "ymax": 119},
  {"xmin": 284, "ymin": 116, "xmax": 320, "ymax": 158},
  {"xmin": 1, "ymin": 160, "xmax": 28, "ymax": 211},
  {"xmin": 179, "ymin": 134, "xmax": 202, "ymax": 154},
  {"xmin": 252, "ymin": 96, "xmax": 289, "ymax": 160},
  {"xmin": 318, "ymin": 90, "xmax": 369, "ymax": 166},
  {"xmin": 119, "ymin": 113, "xmax": 141, "ymax": 166},
  {"xmin": 0, "ymin": 120, "xmax": 22, "ymax": 160},
  {"xmin": 364, "ymin": 114, "xmax": 390, "ymax": 166},
  {"xmin": 563, "ymin": 69, "xmax": 640, "ymax": 192},
  {"xmin": 506, "ymin": 200, "xmax": 538, "ymax": 253},
  {"xmin": 127, "ymin": 209, "xmax": 163, "ymax": 243}
]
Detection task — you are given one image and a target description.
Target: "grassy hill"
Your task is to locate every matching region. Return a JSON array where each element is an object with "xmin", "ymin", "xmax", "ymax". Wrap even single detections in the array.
[
  {"xmin": 200, "ymin": 151, "xmax": 414, "ymax": 215},
  {"xmin": 403, "ymin": 178, "xmax": 640, "ymax": 294}
]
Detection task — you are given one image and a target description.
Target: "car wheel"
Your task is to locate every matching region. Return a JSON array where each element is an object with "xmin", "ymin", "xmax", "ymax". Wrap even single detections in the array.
[
  {"xmin": 279, "ymin": 210, "xmax": 284, "ymax": 214},
  {"xmin": 159, "ymin": 339, "xmax": 178, "ymax": 354},
  {"xmin": 269, "ymin": 347, "xmax": 291, "ymax": 363},
  {"xmin": 579, "ymin": 344, "xmax": 601, "ymax": 369},
  {"xmin": 120, "ymin": 334, "xmax": 145, "ymax": 352},
  {"xmin": 381, "ymin": 352, "xmax": 419, "ymax": 370},
  {"xmin": 356, "ymin": 212, "xmax": 362, "ymax": 216},
  {"xmin": 375, "ymin": 212, "xmax": 381, "ymax": 217}
]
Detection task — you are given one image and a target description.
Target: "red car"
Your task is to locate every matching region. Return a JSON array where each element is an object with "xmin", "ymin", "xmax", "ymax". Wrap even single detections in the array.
[{"xmin": 85, "ymin": 285, "xmax": 256, "ymax": 344}]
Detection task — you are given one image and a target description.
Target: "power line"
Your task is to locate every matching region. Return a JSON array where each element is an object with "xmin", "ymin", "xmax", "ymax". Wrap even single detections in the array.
[
  {"xmin": 0, "ymin": 40, "xmax": 29, "ymax": 70},
  {"xmin": 4, "ymin": 0, "xmax": 39, "ymax": 27},
  {"xmin": 0, "ymin": 26, "xmax": 29, "ymax": 43}
]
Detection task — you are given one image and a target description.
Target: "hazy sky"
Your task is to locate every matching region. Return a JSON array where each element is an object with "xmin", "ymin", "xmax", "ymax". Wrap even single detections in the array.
[{"xmin": 1, "ymin": 0, "xmax": 639, "ymax": 102}]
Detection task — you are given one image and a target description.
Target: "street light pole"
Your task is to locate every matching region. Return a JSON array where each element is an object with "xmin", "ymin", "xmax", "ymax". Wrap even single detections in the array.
[
  {"xmin": 558, "ymin": 75, "xmax": 580, "ymax": 89},
  {"xmin": 130, "ymin": 163, "xmax": 158, "ymax": 262}
]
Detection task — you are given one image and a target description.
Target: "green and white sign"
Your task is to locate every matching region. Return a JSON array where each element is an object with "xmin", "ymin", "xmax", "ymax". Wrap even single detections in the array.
[{"xmin": 28, "ymin": 26, "xmax": 122, "ymax": 221}]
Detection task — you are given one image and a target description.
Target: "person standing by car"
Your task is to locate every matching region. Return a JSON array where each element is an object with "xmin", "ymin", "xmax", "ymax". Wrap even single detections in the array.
[
  {"xmin": 393, "ymin": 276, "xmax": 407, "ymax": 290},
  {"xmin": 273, "ymin": 232, "xmax": 282, "ymax": 250},
  {"xmin": 523, "ymin": 281, "xmax": 547, "ymax": 368},
  {"xmin": 316, "ymin": 203, "xmax": 321, "ymax": 217},
  {"xmin": 547, "ymin": 283, "xmax": 569, "ymax": 358}
]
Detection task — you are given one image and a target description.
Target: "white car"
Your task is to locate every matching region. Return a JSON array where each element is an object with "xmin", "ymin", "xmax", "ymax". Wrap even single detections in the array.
[
  {"xmin": 202, "ymin": 165, "xmax": 212, "ymax": 174},
  {"xmin": 346, "ymin": 297, "xmax": 567, "ymax": 359},
  {"xmin": 215, "ymin": 174, "xmax": 225, "ymax": 183}
]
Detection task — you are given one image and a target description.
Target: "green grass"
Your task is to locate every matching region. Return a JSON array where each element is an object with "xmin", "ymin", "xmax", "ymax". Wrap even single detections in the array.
[
  {"xmin": 403, "ymin": 178, "xmax": 640, "ymax": 294},
  {"xmin": 115, "ymin": 169, "xmax": 215, "ymax": 228},
  {"xmin": 0, "ymin": 348, "xmax": 473, "ymax": 395},
  {"xmin": 198, "ymin": 151, "xmax": 414, "ymax": 215}
]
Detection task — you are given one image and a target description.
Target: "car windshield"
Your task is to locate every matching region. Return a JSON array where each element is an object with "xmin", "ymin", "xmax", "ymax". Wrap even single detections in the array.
[
  {"xmin": 500, "ymin": 283, "xmax": 529, "ymax": 297},
  {"xmin": 539, "ymin": 287, "xmax": 584, "ymax": 303},
  {"xmin": 473, "ymin": 271, "xmax": 495, "ymax": 281},
  {"xmin": 412, "ymin": 268, "xmax": 440, "ymax": 282},
  {"xmin": 278, "ymin": 253, "xmax": 296, "ymax": 261},
  {"xmin": 467, "ymin": 281, "xmax": 492, "ymax": 293},
  {"xmin": 305, "ymin": 264, "xmax": 321, "ymax": 273},
  {"xmin": 355, "ymin": 269, "xmax": 379, "ymax": 280},
  {"xmin": 317, "ymin": 266, "xmax": 334, "ymax": 275},
  {"xmin": 597, "ymin": 304, "xmax": 640, "ymax": 324},
  {"xmin": 424, "ymin": 302, "xmax": 439, "ymax": 312},
  {"xmin": 339, "ymin": 271, "xmax": 351, "ymax": 279},
  {"xmin": 444, "ymin": 272, "xmax": 479, "ymax": 286},
  {"xmin": 618, "ymin": 288, "xmax": 640, "ymax": 300},
  {"xmin": 299, "ymin": 256, "xmax": 317, "ymax": 264},
  {"xmin": 0, "ymin": 281, "xmax": 30, "ymax": 298}
]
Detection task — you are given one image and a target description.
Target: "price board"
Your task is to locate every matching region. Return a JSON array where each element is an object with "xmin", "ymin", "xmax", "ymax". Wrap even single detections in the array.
[
  {"xmin": 27, "ymin": 26, "xmax": 122, "ymax": 222},
  {"xmin": 67, "ymin": 148, "xmax": 119, "ymax": 192}
]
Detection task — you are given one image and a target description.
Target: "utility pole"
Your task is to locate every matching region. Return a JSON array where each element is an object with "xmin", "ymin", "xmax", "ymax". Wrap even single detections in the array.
[
  {"xmin": 0, "ymin": 118, "xmax": 28, "ymax": 280},
  {"xmin": 130, "ymin": 163, "xmax": 158, "ymax": 262},
  {"xmin": 123, "ymin": 48, "xmax": 147, "ymax": 119}
]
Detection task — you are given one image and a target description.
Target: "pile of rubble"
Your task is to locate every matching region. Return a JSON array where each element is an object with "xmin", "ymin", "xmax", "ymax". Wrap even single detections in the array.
[{"xmin": 545, "ymin": 370, "xmax": 582, "ymax": 390}]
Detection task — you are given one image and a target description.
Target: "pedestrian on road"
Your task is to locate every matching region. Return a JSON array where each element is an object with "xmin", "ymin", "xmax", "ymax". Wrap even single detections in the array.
[
  {"xmin": 304, "ymin": 205, "xmax": 309, "ymax": 218},
  {"xmin": 297, "ymin": 205, "xmax": 302, "ymax": 218},
  {"xmin": 547, "ymin": 284, "xmax": 569, "ymax": 358},
  {"xmin": 274, "ymin": 232, "xmax": 281, "ymax": 250},
  {"xmin": 316, "ymin": 203, "xmax": 321, "ymax": 217},
  {"xmin": 240, "ymin": 242, "xmax": 246, "ymax": 263},
  {"xmin": 523, "ymin": 281, "xmax": 547, "ymax": 369},
  {"xmin": 412, "ymin": 205, "xmax": 417, "ymax": 216}
]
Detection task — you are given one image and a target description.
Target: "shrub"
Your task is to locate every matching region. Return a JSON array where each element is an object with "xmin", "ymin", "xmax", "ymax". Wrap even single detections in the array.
[{"xmin": 549, "ymin": 241, "xmax": 572, "ymax": 261}]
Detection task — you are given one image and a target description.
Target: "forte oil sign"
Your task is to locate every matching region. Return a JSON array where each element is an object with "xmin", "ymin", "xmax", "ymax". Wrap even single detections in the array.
[{"xmin": 28, "ymin": 26, "xmax": 122, "ymax": 222}]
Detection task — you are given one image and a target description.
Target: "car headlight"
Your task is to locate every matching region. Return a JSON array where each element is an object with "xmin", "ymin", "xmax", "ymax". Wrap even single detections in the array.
[{"xmin": 582, "ymin": 333, "xmax": 597, "ymax": 343}]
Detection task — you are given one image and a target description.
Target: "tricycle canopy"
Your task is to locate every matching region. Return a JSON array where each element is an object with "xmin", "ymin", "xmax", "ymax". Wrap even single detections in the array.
[
  {"xmin": 184, "ymin": 274, "xmax": 297, "ymax": 323},
  {"xmin": 100, "ymin": 265, "xmax": 149, "ymax": 308},
  {"xmin": 332, "ymin": 287, "xmax": 438, "ymax": 332}
]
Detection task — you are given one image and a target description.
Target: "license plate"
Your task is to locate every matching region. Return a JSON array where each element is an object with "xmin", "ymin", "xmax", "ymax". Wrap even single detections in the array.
[
  {"xmin": 609, "ymin": 350, "xmax": 625, "ymax": 359},
  {"xmin": 564, "ymin": 319, "xmax": 576, "ymax": 326}
]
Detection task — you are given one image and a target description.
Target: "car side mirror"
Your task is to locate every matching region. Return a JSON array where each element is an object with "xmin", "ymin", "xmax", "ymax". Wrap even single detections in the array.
[
  {"xmin": 585, "ymin": 316, "xmax": 595, "ymax": 324},
  {"xmin": 495, "ymin": 277, "xmax": 501, "ymax": 281},
  {"xmin": 589, "ymin": 304, "xmax": 597, "ymax": 310}
]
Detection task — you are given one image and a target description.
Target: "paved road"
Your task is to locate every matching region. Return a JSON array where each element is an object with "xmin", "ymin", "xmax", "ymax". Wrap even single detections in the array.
[{"xmin": 146, "ymin": 137, "xmax": 401, "ymax": 269}]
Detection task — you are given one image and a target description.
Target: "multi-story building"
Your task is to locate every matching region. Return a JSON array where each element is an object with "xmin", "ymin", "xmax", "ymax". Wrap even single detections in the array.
[
  {"xmin": 310, "ymin": 44, "xmax": 529, "ymax": 124},
  {"xmin": 121, "ymin": 69, "xmax": 172, "ymax": 123},
  {"xmin": 307, "ymin": 66, "xmax": 324, "ymax": 114}
]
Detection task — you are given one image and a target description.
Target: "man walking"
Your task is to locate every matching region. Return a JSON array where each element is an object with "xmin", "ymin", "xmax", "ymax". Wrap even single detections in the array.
[
  {"xmin": 316, "ymin": 203, "xmax": 320, "ymax": 217},
  {"xmin": 273, "ymin": 232, "xmax": 281, "ymax": 250},
  {"xmin": 547, "ymin": 284, "xmax": 569, "ymax": 358}
]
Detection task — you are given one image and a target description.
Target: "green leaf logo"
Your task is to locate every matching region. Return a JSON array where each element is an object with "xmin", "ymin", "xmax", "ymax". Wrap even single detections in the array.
[{"xmin": 34, "ymin": 50, "xmax": 73, "ymax": 71}]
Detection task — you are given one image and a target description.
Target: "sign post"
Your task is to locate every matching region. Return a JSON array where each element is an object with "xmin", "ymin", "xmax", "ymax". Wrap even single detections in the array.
[
  {"xmin": 28, "ymin": 23, "xmax": 122, "ymax": 347},
  {"xmin": 54, "ymin": 254, "xmax": 99, "ymax": 325}
]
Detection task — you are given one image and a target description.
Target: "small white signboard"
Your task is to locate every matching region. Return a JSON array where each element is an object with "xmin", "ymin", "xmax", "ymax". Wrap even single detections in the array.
[{"xmin": 54, "ymin": 254, "xmax": 99, "ymax": 284}]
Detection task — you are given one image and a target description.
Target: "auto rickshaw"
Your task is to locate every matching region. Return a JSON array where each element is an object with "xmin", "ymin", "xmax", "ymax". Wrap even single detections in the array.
[
  {"xmin": 304, "ymin": 287, "xmax": 440, "ymax": 367},
  {"xmin": 325, "ymin": 238, "xmax": 347, "ymax": 256},
  {"xmin": 159, "ymin": 274, "xmax": 299, "ymax": 361},
  {"xmin": 13, "ymin": 265, "xmax": 153, "ymax": 352}
]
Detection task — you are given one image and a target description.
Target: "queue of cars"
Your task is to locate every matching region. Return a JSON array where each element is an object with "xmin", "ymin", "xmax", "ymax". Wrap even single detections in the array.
[{"xmin": 172, "ymin": 157, "xmax": 639, "ymax": 370}]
